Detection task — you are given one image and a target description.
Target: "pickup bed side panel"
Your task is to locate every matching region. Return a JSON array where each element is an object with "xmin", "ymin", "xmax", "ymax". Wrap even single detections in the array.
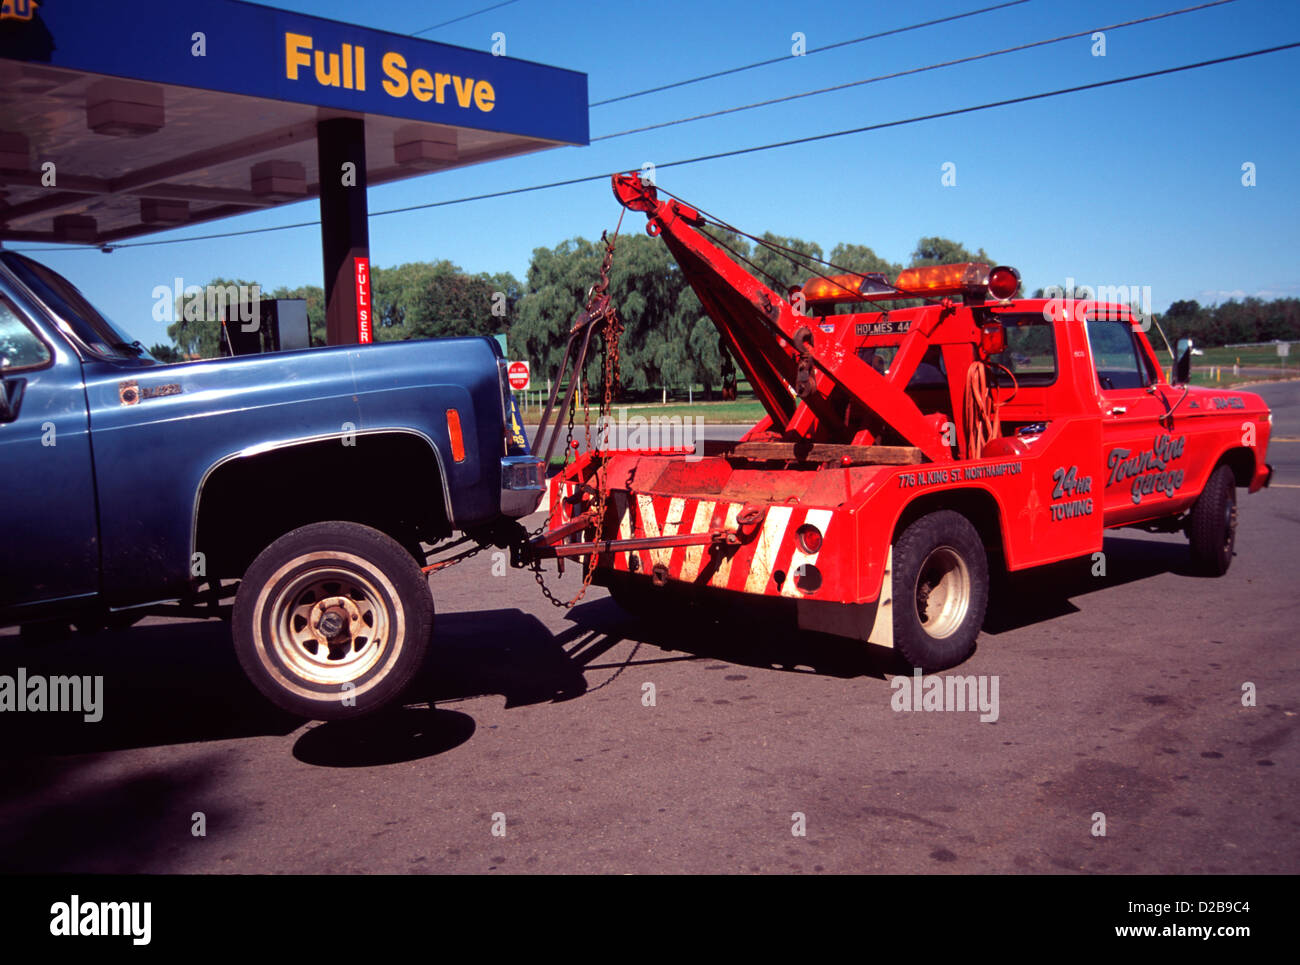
[{"xmin": 83, "ymin": 338, "xmax": 499, "ymax": 606}]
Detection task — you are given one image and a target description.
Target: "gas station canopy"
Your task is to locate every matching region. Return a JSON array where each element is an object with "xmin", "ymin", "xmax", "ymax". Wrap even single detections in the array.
[
  {"xmin": 0, "ymin": 0, "xmax": 588, "ymax": 244},
  {"xmin": 0, "ymin": 0, "xmax": 587, "ymax": 344}
]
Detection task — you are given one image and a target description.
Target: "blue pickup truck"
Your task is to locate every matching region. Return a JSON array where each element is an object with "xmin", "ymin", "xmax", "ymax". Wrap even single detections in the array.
[{"xmin": 0, "ymin": 250, "xmax": 546, "ymax": 719}]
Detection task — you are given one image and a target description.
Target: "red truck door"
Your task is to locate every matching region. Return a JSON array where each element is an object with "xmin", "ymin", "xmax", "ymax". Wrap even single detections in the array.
[{"xmin": 1088, "ymin": 316, "xmax": 1188, "ymax": 526}]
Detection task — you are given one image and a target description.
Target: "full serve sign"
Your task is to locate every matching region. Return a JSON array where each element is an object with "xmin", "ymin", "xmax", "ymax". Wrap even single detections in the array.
[{"xmin": 285, "ymin": 33, "xmax": 496, "ymax": 114}]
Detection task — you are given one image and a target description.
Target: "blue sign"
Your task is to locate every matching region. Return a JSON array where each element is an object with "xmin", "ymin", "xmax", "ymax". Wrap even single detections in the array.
[{"xmin": 0, "ymin": 0, "xmax": 588, "ymax": 144}]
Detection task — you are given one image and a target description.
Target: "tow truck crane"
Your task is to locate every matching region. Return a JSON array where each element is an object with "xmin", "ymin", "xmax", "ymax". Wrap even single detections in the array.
[{"xmin": 523, "ymin": 174, "xmax": 1273, "ymax": 671}]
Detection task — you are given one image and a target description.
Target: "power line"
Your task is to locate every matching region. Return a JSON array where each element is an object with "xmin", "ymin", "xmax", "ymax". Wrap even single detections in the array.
[
  {"xmin": 645, "ymin": 41, "xmax": 1300, "ymax": 173},
  {"xmin": 15, "ymin": 41, "xmax": 1298, "ymax": 255},
  {"xmin": 411, "ymin": 0, "xmax": 520, "ymax": 36},
  {"xmin": 593, "ymin": 0, "xmax": 1236, "ymax": 141},
  {"xmin": 588, "ymin": 0, "xmax": 1032, "ymax": 107}
]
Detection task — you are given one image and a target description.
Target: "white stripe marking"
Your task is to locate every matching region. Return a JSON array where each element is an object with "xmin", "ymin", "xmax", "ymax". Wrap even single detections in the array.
[
  {"xmin": 680, "ymin": 500, "xmax": 715, "ymax": 581},
  {"xmin": 708, "ymin": 503, "xmax": 743, "ymax": 588},
  {"xmin": 745, "ymin": 506, "xmax": 792, "ymax": 594},
  {"xmin": 781, "ymin": 507, "xmax": 833, "ymax": 598}
]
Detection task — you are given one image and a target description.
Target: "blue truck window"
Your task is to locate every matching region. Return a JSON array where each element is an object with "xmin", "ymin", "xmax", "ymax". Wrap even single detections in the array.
[{"xmin": 0, "ymin": 297, "xmax": 50, "ymax": 370}]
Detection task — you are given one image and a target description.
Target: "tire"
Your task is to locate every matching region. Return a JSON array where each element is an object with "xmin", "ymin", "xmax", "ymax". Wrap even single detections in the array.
[
  {"xmin": 232, "ymin": 522, "xmax": 433, "ymax": 720},
  {"xmin": 892, "ymin": 511, "xmax": 989, "ymax": 672},
  {"xmin": 1187, "ymin": 464, "xmax": 1237, "ymax": 576}
]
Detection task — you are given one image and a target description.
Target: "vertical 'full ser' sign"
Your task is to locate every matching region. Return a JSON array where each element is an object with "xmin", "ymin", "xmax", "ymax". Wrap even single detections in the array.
[{"xmin": 355, "ymin": 257, "xmax": 372, "ymax": 343}]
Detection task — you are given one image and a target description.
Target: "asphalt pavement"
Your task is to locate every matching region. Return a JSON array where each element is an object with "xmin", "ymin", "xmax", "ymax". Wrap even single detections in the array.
[{"xmin": 1, "ymin": 383, "xmax": 1296, "ymax": 874}]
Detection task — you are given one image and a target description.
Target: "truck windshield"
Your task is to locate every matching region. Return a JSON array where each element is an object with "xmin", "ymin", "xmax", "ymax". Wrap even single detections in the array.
[{"xmin": 0, "ymin": 251, "xmax": 146, "ymax": 361}]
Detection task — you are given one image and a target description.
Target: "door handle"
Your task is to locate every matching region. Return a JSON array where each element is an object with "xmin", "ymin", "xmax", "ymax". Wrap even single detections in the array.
[{"xmin": 1108, "ymin": 405, "xmax": 1127, "ymax": 415}]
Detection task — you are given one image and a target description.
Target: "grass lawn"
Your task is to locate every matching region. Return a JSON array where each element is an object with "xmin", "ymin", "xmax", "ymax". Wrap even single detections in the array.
[
  {"xmin": 520, "ymin": 399, "xmax": 768, "ymax": 425},
  {"xmin": 1196, "ymin": 343, "xmax": 1294, "ymax": 368}
]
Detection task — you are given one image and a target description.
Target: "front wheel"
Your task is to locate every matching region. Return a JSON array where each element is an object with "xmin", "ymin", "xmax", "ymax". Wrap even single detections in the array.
[
  {"xmin": 232, "ymin": 522, "xmax": 433, "ymax": 720},
  {"xmin": 1187, "ymin": 464, "xmax": 1237, "ymax": 576},
  {"xmin": 891, "ymin": 511, "xmax": 989, "ymax": 672}
]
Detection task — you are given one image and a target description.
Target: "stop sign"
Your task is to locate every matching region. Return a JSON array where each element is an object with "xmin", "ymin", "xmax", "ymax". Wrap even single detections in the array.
[{"xmin": 507, "ymin": 360, "xmax": 530, "ymax": 391}]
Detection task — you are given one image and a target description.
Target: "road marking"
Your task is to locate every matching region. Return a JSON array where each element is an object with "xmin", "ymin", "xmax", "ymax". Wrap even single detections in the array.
[
  {"xmin": 1270, "ymin": 483, "xmax": 1300, "ymax": 489},
  {"xmin": 1270, "ymin": 437, "xmax": 1300, "ymax": 442}
]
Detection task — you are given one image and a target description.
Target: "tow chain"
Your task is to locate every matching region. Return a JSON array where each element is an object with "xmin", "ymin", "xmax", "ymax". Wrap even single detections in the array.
[
  {"xmin": 425, "ymin": 219, "xmax": 624, "ymax": 602},
  {"xmin": 532, "ymin": 220, "xmax": 624, "ymax": 609}
]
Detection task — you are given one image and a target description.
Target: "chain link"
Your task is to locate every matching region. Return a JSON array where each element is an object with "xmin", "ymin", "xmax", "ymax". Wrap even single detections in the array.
[{"xmin": 531, "ymin": 224, "xmax": 624, "ymax": 609}]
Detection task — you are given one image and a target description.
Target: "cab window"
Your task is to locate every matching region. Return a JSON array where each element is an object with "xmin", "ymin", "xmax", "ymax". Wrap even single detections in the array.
[
  {"xmin": 1088, "ymin": 319, "xmax": 1146, "ymax": 390},
  {"xmin": 988, "ymin": 313, "xmax": 1057, "ymax": 386},
  {"xmin": 0, "ymin": 297, "xmax": 51, "ymax": 371}
]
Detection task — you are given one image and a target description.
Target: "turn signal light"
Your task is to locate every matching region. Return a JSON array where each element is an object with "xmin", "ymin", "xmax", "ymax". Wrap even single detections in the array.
[
  {"xmin": 447, "ymin": 408, "xmax": 466, "ymax": 462},
  {"xmin": 980, "ymin": 323, "xmax": 1007, "ymax": 356}
]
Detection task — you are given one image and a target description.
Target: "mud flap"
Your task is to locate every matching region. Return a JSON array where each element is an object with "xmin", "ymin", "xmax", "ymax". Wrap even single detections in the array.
[
  {"xmin": 794, "ymin": 547, "xmax": 893, "ymax": 646},
  {"xmin": 866, "ymin": 546, "xmax": 894, "ymax": 649}
]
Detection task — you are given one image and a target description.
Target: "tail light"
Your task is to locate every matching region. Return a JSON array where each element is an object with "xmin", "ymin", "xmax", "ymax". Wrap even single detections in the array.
[{"xmin": 795, "ymin": 524, "xmax": 823, "ymax": 554}]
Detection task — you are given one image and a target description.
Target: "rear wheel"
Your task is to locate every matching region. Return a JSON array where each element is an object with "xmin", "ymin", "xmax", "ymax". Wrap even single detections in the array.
[
  {"xmin": 232, "ymin": 522, "xmax": 433, "ymax": 720},
  {"xmin": 1187, "ymin": 464, "xmax": 1237, "ymax": 576},
  {"xmin": 892, "ymin": 511, "xmax": 988, "ymax": 671}
]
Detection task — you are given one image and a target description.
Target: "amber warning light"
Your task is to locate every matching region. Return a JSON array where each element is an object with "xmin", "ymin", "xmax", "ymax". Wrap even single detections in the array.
[{"xmin": 801, "ymin": 263, "xmax": 1021, "ymax": 305}]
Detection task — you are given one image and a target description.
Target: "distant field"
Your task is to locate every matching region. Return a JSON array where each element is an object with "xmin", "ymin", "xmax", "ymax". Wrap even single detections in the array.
[
  {"xmin": 1186, "ymin": 371, "xmax": 1292, "ymax": 389},
  {"xmin": 1197, "ymin": 343, "xmax": 1294, "ymax": 367},
  {"xmin": 519, "ymin": 398, "xmax": 767, "ymax": 425}
]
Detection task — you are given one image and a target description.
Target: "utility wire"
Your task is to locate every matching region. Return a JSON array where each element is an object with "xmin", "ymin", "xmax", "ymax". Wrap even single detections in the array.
[
  {"xmin": 15, "ymin": 41, "xmax": 1298, "ymax": 255},
  {"xmin": 593, "ymin": 0, "xmax": 1236, "ymax": 141},
  {"xmin": 589, "ymin": 0, "xmax": 1033, "ymax": 107},
  {"xmin": 411, "ymin": 0, "xmax": 520, "ymax": 36}
]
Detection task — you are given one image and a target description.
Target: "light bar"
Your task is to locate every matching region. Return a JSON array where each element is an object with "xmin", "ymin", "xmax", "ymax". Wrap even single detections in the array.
[
  {"xmin": 800, "ymin": 262, "xmax": 1020, "ymax": 305},
  {"xmin": 893, "ymin": 262, "xmax": 992, "ymax": 295},
  {"xmin": 801, "ymin": 274, "xmax": 868, "ymax": 302}
]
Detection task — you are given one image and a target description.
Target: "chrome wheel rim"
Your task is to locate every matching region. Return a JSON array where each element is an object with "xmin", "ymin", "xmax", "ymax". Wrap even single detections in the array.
[
  {"xmin": 267, "ymin": 563, "xmax": 393, "ymax": 687},
  {"xmin": 915, "ymin": 546, "xmax": 971, "ymax": 639}
]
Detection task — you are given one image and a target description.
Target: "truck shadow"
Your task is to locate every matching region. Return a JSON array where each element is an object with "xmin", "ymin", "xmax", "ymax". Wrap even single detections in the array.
[
  {"xmin": 984, "ymin": 533, "xmax": 1201, "ymax": 634},
  {"xmin": 413, "ymin": 601, "xmax": 901, "ymax": 716},
  {"xmin": 0, "ymin": 751, "xmax": 236, "ymax": 873},
  {"xmin": 567, "ymin": 598, "xmax": 903, "ymax": 681},
  {"xmin": 0, "ymin": 620, "xmax": 301, "ymax": 759}
]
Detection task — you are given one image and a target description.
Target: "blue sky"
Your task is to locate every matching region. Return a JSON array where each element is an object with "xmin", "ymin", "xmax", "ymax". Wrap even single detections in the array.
[{"xmin": 12, "ymin": 0, "xmax": 1300, "ymax": 349}]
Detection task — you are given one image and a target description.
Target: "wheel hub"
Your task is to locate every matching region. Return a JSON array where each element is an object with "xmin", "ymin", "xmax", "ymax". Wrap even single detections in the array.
[
  {"xmin": 914, "ymin": 545, "xmax": 971, "ymax": 639},
  {"xmin": 268, "ymin": 570, "xmax": 391, "ymax": 686},
  {"xmin": 310, "ymin": 596, "xmax": 360, "ymax": 644}
]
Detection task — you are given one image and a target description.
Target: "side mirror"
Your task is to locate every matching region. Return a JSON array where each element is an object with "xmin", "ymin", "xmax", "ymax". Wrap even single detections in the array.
[{"xmin": 1173, "ymin": 338, "xmax": 1193, "ymax": 385}]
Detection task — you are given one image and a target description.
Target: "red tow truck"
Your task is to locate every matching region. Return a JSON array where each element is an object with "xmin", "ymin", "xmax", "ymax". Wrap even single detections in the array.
[{"xmin": 526, "ymin": 174, "xmax": 1274, "ymax": 671}]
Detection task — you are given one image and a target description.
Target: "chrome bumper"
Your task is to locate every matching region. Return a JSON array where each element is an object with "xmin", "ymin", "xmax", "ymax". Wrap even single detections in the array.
[{"xmin": 500, "ymin": 455, "xmax": 547, "ymax": 517}]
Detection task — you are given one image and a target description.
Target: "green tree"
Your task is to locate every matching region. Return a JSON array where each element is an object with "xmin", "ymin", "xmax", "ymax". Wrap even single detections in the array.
[
  {"xmin": 267, "ymin": 283, "xmax": 325, "ymax": 345},
  {"xmin": 165, "ymin": 277, "xmax": 260, "ymax": 359},
  {"xmin": 910, "ymin": 237, "xmax": 992, "ymax": 267},
  {"xmin": 148, "ymin": 342, "xmax": 183, "ymax": 363}
]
